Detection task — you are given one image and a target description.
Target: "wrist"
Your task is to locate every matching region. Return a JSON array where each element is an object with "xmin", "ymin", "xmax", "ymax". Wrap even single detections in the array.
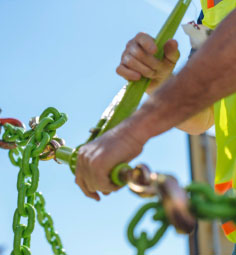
[{"xmin": 111, "ymin": 118, "xmax": 146, "ymax": 151}]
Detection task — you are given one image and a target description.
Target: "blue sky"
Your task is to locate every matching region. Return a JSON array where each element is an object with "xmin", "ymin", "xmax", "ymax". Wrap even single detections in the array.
[{"xmin": 0, "ymin": 0, "xmax": 202, "ymax": 254}]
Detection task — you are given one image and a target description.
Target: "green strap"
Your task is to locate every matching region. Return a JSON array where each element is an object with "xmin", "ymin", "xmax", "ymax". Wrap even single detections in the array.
[{"xmin": 56, "ymin": 0, "xmax": 193, "ymax": 181}]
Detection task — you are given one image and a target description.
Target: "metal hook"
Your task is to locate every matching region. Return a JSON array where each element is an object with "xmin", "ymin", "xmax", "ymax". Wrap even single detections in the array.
[
  {"xmin": 118, "ymin": 164, "xmax": 196, "ymax": 233},
  {"xmin": 0, "ymin": 118, "xmax": 24, "ymax": 128},
  {"xmin": 0, "ymin": 111, "xmax": 25, "ymax": 149},
  {"xmin": 156, "ymin": 174, "xmax": 196, "ymax": 233}
]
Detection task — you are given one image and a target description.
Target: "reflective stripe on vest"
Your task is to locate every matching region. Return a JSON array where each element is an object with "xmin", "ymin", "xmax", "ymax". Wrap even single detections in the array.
[
  {"xmin": 207, "ymin": 0, "xmax": 223, "ymax": 9},
  {"xmin": 215, "ymin": 180, "xmax": 232, "ymax": 194},
  {"xmin": 215, "ymin": 187, "xmax": 236, "ymax": 241}
]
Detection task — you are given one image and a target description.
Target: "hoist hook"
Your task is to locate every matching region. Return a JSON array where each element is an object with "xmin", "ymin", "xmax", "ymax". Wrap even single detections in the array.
[{"xmin": 0, "ymin": 109, "xmax": 25, "ymax": 149}]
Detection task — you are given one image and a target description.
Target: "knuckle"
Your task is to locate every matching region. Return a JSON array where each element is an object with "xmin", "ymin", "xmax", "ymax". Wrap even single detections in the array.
[
  {"xmin": 88, "ymin": 160, "xmax": 96, "ymax": 171},
  {"xmin": 136, "ymin": 32, "xmax": 145, "ymax": 40},
  {"xmin": 121, "ymin": 51, "xmax": 127, "ymax": 62},
  {"xmin": 77, "ymin": 146, "xmax": 86, "ymax": 158},
  {"xmin": 122, "ymin": 54, "xmax": 133, "ymax": 66},
  {"xmin": 126, "ymin": 39, "xmax": 133, "ymax": 49},
  {"xmin": 134, "ymin": 47, "xmax": 144, "ymax": 59},
  {"xmin": 142, "ymin": 40, "xmax": 152, "ymax": 50}
]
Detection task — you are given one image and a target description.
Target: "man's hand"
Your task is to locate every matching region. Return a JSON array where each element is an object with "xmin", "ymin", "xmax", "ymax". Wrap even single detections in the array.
[
  {"xmin": 75, "ymin": 124, "xmax": 143, "ymax": 201},
  {"xmin": 116, "ymin": 32, "xmax": 180, "ymax": 94},
  {"xmin": 117, "ymin": 32, "xmax": 214, "ymax": 135}
]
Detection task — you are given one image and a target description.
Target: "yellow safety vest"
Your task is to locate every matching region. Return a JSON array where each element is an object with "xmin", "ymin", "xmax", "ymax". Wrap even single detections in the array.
[{"xmin": 200, "ymin": 0, "xmax": 236, "ymax": 242}]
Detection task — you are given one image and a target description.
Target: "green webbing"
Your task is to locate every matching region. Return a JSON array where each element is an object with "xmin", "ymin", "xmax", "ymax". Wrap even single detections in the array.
[
  {"xmin": 87, "ymin": 0, "xmax": 192, "ymax": 142},
  {"xmin": 56, "ymin": 0, "xmax": 193, "ymax": 174}
]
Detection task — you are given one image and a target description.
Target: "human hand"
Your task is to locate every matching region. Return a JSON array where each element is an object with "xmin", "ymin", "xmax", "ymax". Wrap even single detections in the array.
[
  {"xmin": 75, "ymin": 124, "xmax": 143, "ymax": 201},
  {"xmin": 116, "ymin": 32, "xmax": 180, "ymax": 94}
]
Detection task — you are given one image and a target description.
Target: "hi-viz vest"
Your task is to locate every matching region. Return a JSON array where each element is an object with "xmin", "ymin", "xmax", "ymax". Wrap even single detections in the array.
[{"xmin": 200, "ymin": 0, "xmax": 236, "ymax": 243}]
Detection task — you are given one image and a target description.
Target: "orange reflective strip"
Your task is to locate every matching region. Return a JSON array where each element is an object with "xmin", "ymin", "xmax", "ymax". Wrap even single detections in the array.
[
  {"xmin": 207, "ymin": 0, "xmax": 215, "ymax": 8},
  {"xmin": 215, "ymin": 180, "xmax": 232, "ymax": 194},
  {"xmin": 222, "ymin": 221, "xmax": 236, "ymax": 235}
]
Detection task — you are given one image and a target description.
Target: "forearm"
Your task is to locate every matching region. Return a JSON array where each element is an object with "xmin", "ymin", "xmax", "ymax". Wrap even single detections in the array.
[
  {"xmin": 147, "ymin": 76, "xmax": 214, "ymax": 135},
  {"xmin": 124, "ymin": 10, "xmax": 236, "ymax": 144}
]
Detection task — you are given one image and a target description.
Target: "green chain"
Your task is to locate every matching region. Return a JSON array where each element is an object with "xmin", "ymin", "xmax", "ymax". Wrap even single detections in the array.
[
  {"xmin": 1, "ymin": 1, "xmax": 195, "ymax": 254},
  {"xmin": 187, "ymin": 182, "xmax": 236, "ymax": 221},
  {"xmin": 3, "ymin": 107, "xmax": 67, "ymax": 255},
  {"xmin": 35, "ymin": 192, "xmax": 66, "ymax": 255},
  {"xmin": 5, "ymin": 108, "xmax": 236, "ymax": 255},
  {"xmin": 127, "ymin": 202, "xmax": 169, "ymax": 255},
  {"xmin": 128, "ymin": 182, "xmax": 236, "ymax": 255}
]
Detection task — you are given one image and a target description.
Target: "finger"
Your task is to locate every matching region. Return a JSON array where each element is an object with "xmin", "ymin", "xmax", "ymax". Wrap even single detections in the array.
[
  {"xmin": 83, "ymin": 180, "xmax": 101, "ymax": 201},
  {"xmin": 91, "ymin": 169, "xmax": 121, "ymax": 193},
  {"xmin": 95, "ymin": 178, "xmax": 121, "ymax": 193},
  {"xmin": 129, "ymin": 42, "xmax": 161, "ymax": 71},
  {"xmin": 116, "ymin": 64, "xmax": 141, "ymax": 81},
  {"xmin": 122, "ymin": 54, "xmax": 156, "ymax": 79},
  {"xmin": 78, "ymin": 159, "xmax": 98, "ymax": 194},
  {"xmin": 76, "ymin": 148, "xmax": 97, "ymax": 192},
  {"xmin": 135, "ymin": 32, "xmax": 157, "ymax": 54},
  {"xmin": 77, "ymin": 177, "xmax": 100, "ymax": 201},
  {"xmin": 163, "ymin": 40, "xmax": 180, "ymax": 64},
  {"xmin": 102, "ymin": 192, "xmax": 111, "ymax": 196}
]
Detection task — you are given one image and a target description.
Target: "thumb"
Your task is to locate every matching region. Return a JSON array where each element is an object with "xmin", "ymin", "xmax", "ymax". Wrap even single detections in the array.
[{"xmin": 163, "ymin": 39, "xmax": 180, "ymax": 65}]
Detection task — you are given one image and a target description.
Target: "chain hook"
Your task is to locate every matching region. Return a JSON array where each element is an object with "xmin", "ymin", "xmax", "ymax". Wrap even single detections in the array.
[
  {"xmin": 155, "ymin": 174, "xmax": 196, "ymax": 233},
  {"xmin": 0, "ymin": 110, "xmax": 25, "ymax": 150},
  {"xmin": 0, "ymin": 118, "xmax": 24, "ymax": 128},
  {"xmin": 115, "ymin": 163, "xmax": 196, "ymax": 233},
  {"xmin": 124, "ymin": 164, "xmax": 160, "ymax": 198}
]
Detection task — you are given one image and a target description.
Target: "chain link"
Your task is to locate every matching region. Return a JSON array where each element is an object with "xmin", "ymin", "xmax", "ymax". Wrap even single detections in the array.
[
  {"xmin": 3, "ymin": 107, "xmax": 67, "ymax": 255},
  {"xmin": 187, "ymin": 182, "xmax": 236, "ymax": 221},
  {"xmin": 7, "ymin": 107, "xmax": 235, "ymax": 255},
  {"xmin": 128, "ymin": 182, "xmax": 236, "ymax": 255},
  {"xmin": 127, "ymin": 202, "xmax": 169, "ymax": 255},
  {"xmin": 35, "ymin": 192, "xmax": 66, "ymax": 255}
]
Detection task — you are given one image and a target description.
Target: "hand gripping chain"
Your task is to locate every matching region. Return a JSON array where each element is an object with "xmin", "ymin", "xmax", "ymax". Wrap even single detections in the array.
[
  {"xmin": 1, "ymin": 1, "xmax": 211, "ymax": 254},
  {"xmin": 4, "ymin": 107, "xmax": 236, "ymax": 255}
]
